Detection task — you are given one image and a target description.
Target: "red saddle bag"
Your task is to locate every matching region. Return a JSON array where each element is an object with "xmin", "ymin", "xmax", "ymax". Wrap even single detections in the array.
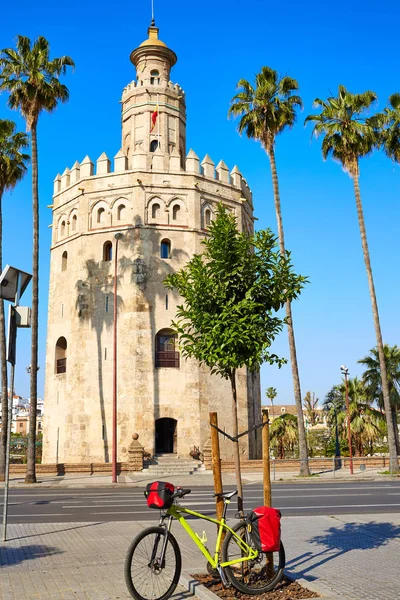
[
  {"xmin": 145, "ymin": 481, "xmax": 175, "ymax": 509},
  {"xmin": 248, "ymin": 506, "xmax": 281, "ymax": 552}
]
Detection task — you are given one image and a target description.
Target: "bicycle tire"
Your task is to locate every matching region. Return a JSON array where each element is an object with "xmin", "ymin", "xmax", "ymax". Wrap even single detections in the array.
[
  {"xmin": 124, "ymin": 526, "xmax": 182, "ymax": 600},
  {"xmin": 222, "ymin": 520, "xmax": 285, "ymax": 595}
]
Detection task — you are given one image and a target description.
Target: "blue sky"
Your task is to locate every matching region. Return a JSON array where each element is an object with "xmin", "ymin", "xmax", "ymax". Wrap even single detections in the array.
[{"xmin": 1, "ymin": 0, "xmax": 399, "ymax": 405}]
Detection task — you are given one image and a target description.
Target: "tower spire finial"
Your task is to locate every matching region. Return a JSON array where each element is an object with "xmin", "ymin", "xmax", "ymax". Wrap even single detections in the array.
[{"xmin": 151, "ymin": 0, "xmax": 155, "ymax": 26}]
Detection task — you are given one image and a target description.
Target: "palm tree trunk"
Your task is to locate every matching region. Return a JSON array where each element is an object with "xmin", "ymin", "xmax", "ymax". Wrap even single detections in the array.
[
  {"xmin": 229, "ymin": 369, "xmax": 244, "ymax": 515},
  {"xmin": 392, "ymin": 406, "xmax": 400, "ymax": 455},
  {"xmin": 268, "ymin": 146, "xmax": 309, "ymax": 476},
  {"xmin": 352, "ymin": 172, "xmax": 399, "ymax": 473},
  {"xmin": 26, "ymin": 123, "xmax": 39, "ymax": 484},
  {"xmin": 0, "ymin": 193, "xmax": 9, "ymax": 481}
]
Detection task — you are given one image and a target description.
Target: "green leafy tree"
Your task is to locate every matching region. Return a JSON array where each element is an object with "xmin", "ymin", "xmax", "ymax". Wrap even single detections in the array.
[
  {"xmin": 0, "ymin": 119, "xmax": 29, "ymax": 481},
  {"xmin": 359, "ymin": 344, "xmax": 400, "ymax": 454},
  {"xmin": 265, "ymin": 386, "xmax": 277, "ymax": 406},
  {"xmin": 303, "ymin": 391, "xmax": 319, "ymax": 426},
  {"xmin": 165, "ymin": 205, "xmax": 307, "ymax": 512},
  {"xmin": 336, "ymin": 377, "xmax": 384, "ymax": 457},
  {"xmin": 0, "ymin": 35, "xmax": 74, "ymax": 483},
  {"xmin": 229, "ymin": 66, "xmax": 310, "ymax": 476},
  {"xmin": 270, "ymin": 414, "xmax": 298, "ymax": 459},
  {"xmin": 305, "ymin": 85, "xmax": 399, "ymax": 473}
]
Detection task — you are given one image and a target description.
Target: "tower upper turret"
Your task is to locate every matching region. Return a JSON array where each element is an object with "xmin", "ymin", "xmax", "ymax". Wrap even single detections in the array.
[
  {"xmin": 122, "ymin": 22, "xmax": 185, "ymax": 171},
  {"xmin": 130, "ymin": 22, "xmax": 177, "ymax": 85}
]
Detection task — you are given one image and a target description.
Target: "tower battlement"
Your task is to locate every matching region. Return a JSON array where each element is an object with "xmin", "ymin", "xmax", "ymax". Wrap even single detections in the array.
[{"xmin": 53, "ymin": 150, "xmax": 252, "ymax": 205}]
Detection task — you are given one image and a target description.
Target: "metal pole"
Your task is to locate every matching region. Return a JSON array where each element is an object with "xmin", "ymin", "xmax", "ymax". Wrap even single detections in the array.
[
  {"xmin": 344, "ymin": 372, "xmax": 353, "ymax": 475},
  {"xmin": 112, "ymin": 238, "xmax": 119, "ymax": 484},
  {"xmin": 2, "ymin": 273, "xmax": 22, "ymax": 543},
  {"xmin": 2, "ymin": 360, "xmax": 15, "ymax": 542}
]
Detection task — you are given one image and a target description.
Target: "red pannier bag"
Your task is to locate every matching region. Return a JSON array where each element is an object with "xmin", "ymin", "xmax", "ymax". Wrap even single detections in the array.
[
  {"xmin": 145, "ymin": 481, "xmax": 175, "ymax": 509},
  {"xmin": 248, "ymin": 506, "xmax": 281, "ymax": 552}
]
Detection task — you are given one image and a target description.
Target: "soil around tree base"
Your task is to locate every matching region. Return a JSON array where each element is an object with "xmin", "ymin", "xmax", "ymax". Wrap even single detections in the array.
[{"xmin": 192, "ymin": 573, "xmax": 320, "ymax": 599}]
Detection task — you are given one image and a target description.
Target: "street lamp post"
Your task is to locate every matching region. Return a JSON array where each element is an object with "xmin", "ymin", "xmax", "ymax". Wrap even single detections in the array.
[
  {"xmin": 112, "ymin": 233, "xmax": 123, "ymax": 484},
  {"xmin": 328, "ymin": 402, "xmax": 341, "ymax": 470},
  {"xmin": 0, "ymin": 265, "xmax": 32, "ymax": 542},
  {"xmin": 341, "ymin": 365, "xmax": 353, "ymax": 475}
]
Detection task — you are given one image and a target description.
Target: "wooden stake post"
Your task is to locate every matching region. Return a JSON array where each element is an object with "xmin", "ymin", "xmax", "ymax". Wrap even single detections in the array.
[
  {"xmin": 262, "ymin": 408, "xmax": 274, "ymax": 574},
  {"xmin": 262, "ymin": 409, "xmax": 271, "ymax": 506},
  {"xmin": 210, "ymin": 412, "xmax": 224, "ymax": 533}
]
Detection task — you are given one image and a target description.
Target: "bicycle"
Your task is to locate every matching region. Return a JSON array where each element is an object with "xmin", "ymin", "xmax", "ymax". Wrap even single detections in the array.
[{"xmin": 124, "ymin": 485, "xmax": 285, "ymax": 600}]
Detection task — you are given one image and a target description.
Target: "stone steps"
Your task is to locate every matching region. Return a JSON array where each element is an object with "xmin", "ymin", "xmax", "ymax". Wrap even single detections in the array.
[{"xmin": 143, "ymin": 453, "xmax": 205, "ymax": 476}]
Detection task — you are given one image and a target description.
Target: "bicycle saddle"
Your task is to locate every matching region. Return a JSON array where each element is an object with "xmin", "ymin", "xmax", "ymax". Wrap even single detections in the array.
[{"xmin": 214, "ymin": 490, "xmax": 238, "ymax": 500}]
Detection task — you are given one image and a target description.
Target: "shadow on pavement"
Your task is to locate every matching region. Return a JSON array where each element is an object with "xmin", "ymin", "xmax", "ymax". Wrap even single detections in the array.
[
  {"xmin": 0, "ymin": 544, "xmax": 63, "ymax": 567},
  {"xmin": 6, "ymin": 522, "xmax": 104, "ymax": 542},
  {"xmin": 286, "ymin": 521, "xmax": 400, "ymax": 581}
]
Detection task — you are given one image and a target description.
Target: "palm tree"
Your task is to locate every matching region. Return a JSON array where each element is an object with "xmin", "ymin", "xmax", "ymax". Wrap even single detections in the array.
[
  {"xmin": 0, "ymin": 36, "xmax": 74, "ymax": 483},
  {"xmin": 265, "ymin": 386, "xmax": 277, "ymax": 406},
  {"xmin": 305, "ymin": 85, "xmax": 399, "ymax": 473},
  {"xmin": 359, "ymin": 345, "xmax": 400, "ymax": 454},
  {"xmin": 373, "ymin": 93, "xmax": 400, "ymax": 164},
  {"xmin": 336, "ymin": 377, "xmax": 384, "ymax": 457},
  {"xmin": 229, "ymin": 66, "xmax": 310, "ymax": 476},
  {"xmin": 303, "ymin": 391, "xmax": 319, "ymax": 426},
  {"xmin": 0, "ymin": 119, "xmax": 29, "ymax": 481},
  {"xmin": 270, "ymin": 413, "xmax": 298, "ymax": 459}
]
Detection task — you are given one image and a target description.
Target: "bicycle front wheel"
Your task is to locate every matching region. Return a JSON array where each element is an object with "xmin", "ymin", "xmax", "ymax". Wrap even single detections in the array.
[
  {"xmin": 222, "ymin": 520, "xmax": 285, "ymax": 595},
  {"xmin": 124, "ymin": 526, "xmax": 182, "ymax": 600}
]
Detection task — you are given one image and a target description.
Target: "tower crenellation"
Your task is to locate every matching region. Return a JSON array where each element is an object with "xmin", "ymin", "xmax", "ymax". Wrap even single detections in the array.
[{"xmin": 43, "ymin": 20, "xmax": 260, "ymax": 467}]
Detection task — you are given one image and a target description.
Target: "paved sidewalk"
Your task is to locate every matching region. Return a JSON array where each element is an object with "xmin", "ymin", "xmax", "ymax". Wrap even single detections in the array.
[
  {"xmin": 3, "ymin": 467, "xmax": 397, "ymax": 488},
  {"xmin": 1, "ymin": 514, "xmax": 399, "ymax": 600}
]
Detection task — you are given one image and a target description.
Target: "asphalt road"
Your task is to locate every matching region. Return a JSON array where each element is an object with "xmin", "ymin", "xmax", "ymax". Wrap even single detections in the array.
[{"xmin": 2, "ymin": 480, "xmax": 400, "ymax": 523}]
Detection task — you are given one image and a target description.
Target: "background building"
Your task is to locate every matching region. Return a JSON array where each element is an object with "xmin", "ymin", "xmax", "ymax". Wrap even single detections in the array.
[{"xmin": 43, "ymin": 21, "xmax": 261, "ymax": 465}]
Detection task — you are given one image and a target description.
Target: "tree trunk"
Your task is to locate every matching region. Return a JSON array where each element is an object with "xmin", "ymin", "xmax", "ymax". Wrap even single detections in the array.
[
  {"xmin": 352, "ymin": 172, "xmax": 399, "ymax": 473},
  {"xmin": 0, "ymin": 192, "xmax": 8, "ymax": 481},
  {"xmin": 268, "ymin": 146, "xmax": 309, "ymax": 476},
  {"xmin": 26, "ymin": 123, "xmax": 39, "ymax": 484},
  {"xmin": 392, "ymin": 406, "xmax": 400, "ymax": 455},
  {"xmin": 229, "ymin": 369, "xmax": 244, "ymax": 515}
]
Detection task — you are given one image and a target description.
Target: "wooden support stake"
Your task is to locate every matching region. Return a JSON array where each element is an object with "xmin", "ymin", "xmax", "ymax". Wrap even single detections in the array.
[
  {"xmin": 262, "ymin": 409, "xmax": 271, "ymax": 506},
  {"xmin": 210, "ymin": 412, "xmax": 224, "ymax": 532},
  {"xmin": 262, "ymin": 408, "xmax": 274, "ymax": 575}
]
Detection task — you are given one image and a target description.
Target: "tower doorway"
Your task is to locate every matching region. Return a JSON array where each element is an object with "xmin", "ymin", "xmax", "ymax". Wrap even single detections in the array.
[{"xmin": 155, "ymin": 418, "xmax": 177, "ymax": 454}]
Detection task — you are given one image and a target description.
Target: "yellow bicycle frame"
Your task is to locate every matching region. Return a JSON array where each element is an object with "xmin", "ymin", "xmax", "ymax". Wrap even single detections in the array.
[{"xmin": 166, "ymin": 501, "xmax": 258, "ymax": 569}]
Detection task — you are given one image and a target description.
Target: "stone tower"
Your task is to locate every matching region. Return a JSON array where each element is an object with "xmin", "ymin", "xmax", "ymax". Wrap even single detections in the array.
[{"xmin": 43, "ymin": 21, "xmax": 261, "ymax": 465}]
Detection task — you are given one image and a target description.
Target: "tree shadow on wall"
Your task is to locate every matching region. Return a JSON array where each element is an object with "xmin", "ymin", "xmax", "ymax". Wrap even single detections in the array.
[
  {"xmin": 120, "ymin": 225, "xmax": 190, "ymax": 453},
  {"xmin": 286, "ymin": 520, "xmax": 400, "ymax": 582},
  {"xmin": 75, "ymin": 258, "xmax": 124, "ymax": 462}
]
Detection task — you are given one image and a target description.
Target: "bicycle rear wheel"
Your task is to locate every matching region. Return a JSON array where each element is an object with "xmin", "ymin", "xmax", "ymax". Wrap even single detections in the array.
[
  {"xmin": 124, "ymin": 526, "xmax": 182, "ymax": 600},
  {"xmin": 222, "ymin": 520, "xmax": 285, "ymax": 595}
]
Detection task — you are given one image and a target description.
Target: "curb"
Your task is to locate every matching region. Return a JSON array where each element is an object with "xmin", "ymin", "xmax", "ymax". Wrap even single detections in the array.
[{"xmin": 180, "ymin": 570, "xmax": 348, "ymax": 600}]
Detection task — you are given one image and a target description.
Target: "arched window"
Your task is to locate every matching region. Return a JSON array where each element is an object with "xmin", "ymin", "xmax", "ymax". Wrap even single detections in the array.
[
  {"xmin": 205, "ymin": 209, "xmax": 211, "ymax": 227},
  {"xmin": 155, "ymin": 329, "xmax": 179, "ymax": 368},
  {"xmin": 160, "ymin": 239, "xmax": 171, "ymax": 259},
  {"xmin": 72, "ymin": 214, "xmax": 77, "ymax": 231},
  {"xmin": 150, "ymin": 70, "xmax": 160, "ymax": 85},
  {"xmin": 60, "ymin": 220, "xmax": 66, "ymax": 237},
  {"xmin": 117, "ymin": 204, "xmax": 126, "ymax": 221},
  {"xmin": 55, "ymin": 337, "xmax": 67, "ymax": 374},
  {"xmin": 172, "ymin": 205, "xmax": 180, "ymax": 221},
  {"xmin": 150, "ymin": 140, "xmax": 159, "ymax": 152},
  {"xmin": 103, "ymin": 241, "xmax": 112, "ymax": 262},
  {"xmin": 97, "ymin": 207, "xmax": 105, "ymax": 224},
  {"xmin": 152, "ymin": 203, "xmax": 160, "ymax": 219},
  {"xmin": 61, "ymin": 251, "xmax": 68, "ymax": 271}
]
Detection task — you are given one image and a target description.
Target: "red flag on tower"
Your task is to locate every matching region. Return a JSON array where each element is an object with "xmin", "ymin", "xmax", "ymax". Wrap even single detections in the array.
[{"xmin": 150, "ymin": 102, "xmax": 159, "ymax": 132}]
